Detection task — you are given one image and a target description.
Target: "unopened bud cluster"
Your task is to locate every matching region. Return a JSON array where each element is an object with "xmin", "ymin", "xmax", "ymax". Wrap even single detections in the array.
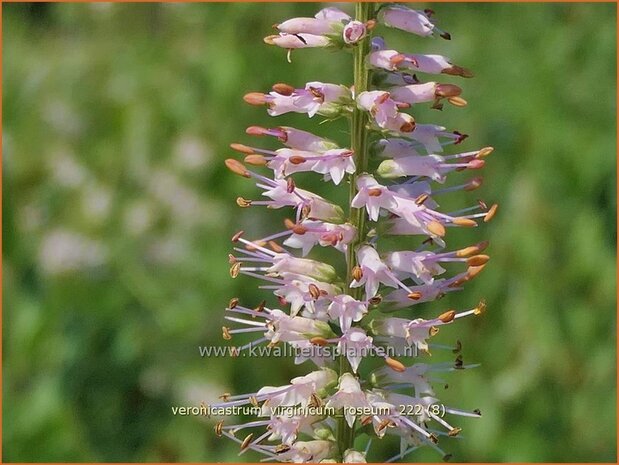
[{"xmin": 216, "ymin": 4, "xmax": 496, "ymax": 462}]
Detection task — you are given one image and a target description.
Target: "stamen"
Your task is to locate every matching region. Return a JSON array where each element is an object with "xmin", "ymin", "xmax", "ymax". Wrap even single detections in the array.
[
  {"xmin": 240, "ymin": 433, "xmax": 254, "ymax": 451},
  {"xmin": 243, "ymin": 92, "xmax": 268, "ymax": 106},
  {"xmin": 427, "ymin": 221, "xmax": 446, "ymax": 237},
  {"xmin": 272, "ymin": 83, "xmax": 295, "ymax": 96},
  {"xmin": 438, "ymin": 310, "xmax": 456, "ymax": 323},
  {"xmin": 225, "ymin": 159, "xmax": 251, "ymax": 178},
  {"xmin": 483, "ymin": 203, "xmax": 498, "ymax": 222},
  {"xmin": 385, "ymin": 356, "xmax": 406, "ymax": 372},
  {"xmin": 352, "ymin": 265, "xmax": 363, "ymax": 281},
  {"xmin": 467, "ymin": 254, "xmax": 489, "ymax": 266},
  {"xmin": 451, "ymin": 217, "xmax": 477, "ymax": 227},
  {"xmin": 214, "ymin": 420, "xmax": 224, "ymax": 437},
  {"xmin": 236, "ymin": 197, "xmax": 252, "ymax": 208},
  {"xmin": 245, "ymin": 154, "xmax": 268, "ymax": 166}
]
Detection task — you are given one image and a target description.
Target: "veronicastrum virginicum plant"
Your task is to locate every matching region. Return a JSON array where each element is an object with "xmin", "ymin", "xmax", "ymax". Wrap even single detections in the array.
[{"xmin": 214, "ymin": 3, "xmax": 497, "ymax": 462}]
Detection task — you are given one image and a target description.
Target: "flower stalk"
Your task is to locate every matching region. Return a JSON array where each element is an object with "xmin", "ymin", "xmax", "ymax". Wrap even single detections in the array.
[
  {"xmin": 339, "ymin": 3, "xmax": 375, "ymax": 459},
  {"xmin": 219, "ymin": 4, "xmax": 496, "ymax": 462}
]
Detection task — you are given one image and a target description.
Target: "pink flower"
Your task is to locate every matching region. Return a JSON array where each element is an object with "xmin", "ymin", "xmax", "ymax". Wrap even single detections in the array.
[
  {"xmin": 326, "ymin": 373, "xmax": 370, "ymax": 427},
  {"xmin": 350, "ymin": 245, "xmax": 400, "ymax": 298},
  {"xmin": 338, "ymin": 327, "xmax": 373, "ymax": 372},
  {"xmin": 350, "ymin": 174, "xmax": 398, "ymax": 221},
  {"xmin": 381, "ymin": 5, "xmax": 450, "ymax": 39},
  {"xmin": 343, "ymin": 20, "xmax": 367, "ymax": 44},
  {"xmin": 328, "ymin": 294, "xmax": 368, "ymax": 331}
]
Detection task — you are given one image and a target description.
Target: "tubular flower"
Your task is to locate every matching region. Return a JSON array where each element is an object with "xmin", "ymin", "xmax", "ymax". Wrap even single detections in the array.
[{"xmin": 217, "ymin": 4, "xmax": 495, "ymax": 462}]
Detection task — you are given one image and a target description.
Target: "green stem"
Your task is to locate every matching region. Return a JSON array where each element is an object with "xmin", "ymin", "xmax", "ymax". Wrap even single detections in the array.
[{"xmin": 337, "ymin": 2, "xmax": 374, "ymax": 460}]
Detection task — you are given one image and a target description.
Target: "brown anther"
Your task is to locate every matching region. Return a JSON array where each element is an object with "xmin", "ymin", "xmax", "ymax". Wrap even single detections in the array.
[
  {"xmin": 214, "ymin": 420, "xmax": 224, "ymax": 437},
  {"xmin": 284, "ymin": 218, "xmax": 296, "ymax": 230},
  {"xmin": 455, "ymin": 245, "xmax": 479, "ymax": 258},
  {"xmin": 427, "ymin": 220, "xmax": 446, "ymax": 237},
  {"xmin": 476, "ymin": 240, "xmax": 490, "ymax": 252},
  {"xmin": 300, "ymin": 204, "xmax": 311, "ymax": 220},
  {"xmin": 229, "ymin": 262, "xmax": 241, "ymax": 278},
  {"xmin": 466, "ymin": 264, "xmax": 486, "ymax": 280},
  {"xmin": 448, "ymin": 426, "xmax": 462, "ymax": 437},
  {"xmin": 246, "ymin": 125, "xmax": 267, "ymax": 136},
  {"xmin": 309, "ymin": 393, "xmax": 323, "ymax": 408},
  {"xmin": 408, "ymin": 291, "xmax": 423, "ymax": 300},
  {"xmin": 453, "ymin": 339, "xmax": 462, "ymax": 354},
  {"xmin": 222, "ymin": 326, "xmax": 232, "ymax": 340},
  {"xmin": 365, "ymin": 19, "xmax": 377, "ymax": 30},
  {"xmin": 396, "ymin": 102, "xmax": 411, "ymax": 109},
  {"xmin": 308, "ymin": 283, "xmax": 321, "ymax": 300},
  {"xmin": 308, "ymin": 87, "xmax": 323, "ymax": 100},
  {"xmin": 289, "ymin": 155, "xmax": 307, "ymax": 165},
  {"xmin": 467, "ymin": 158, "xmax": 485, "ymax": 169},
  {"xmin": 467, "ymin": 254, "xmax": 490, "ymax": 267},
  {"xmin": 230, "ymin": 143, "xmax": 254, "ymax": 155},
  {"xmin": 473, "ymin": 408, "xmax": 482, "ymax": 416},
  {"xmin": 249, "ymin": 396, "xmax": 259, "ymax": 407},
  {"xmin": 438, "ymin": 310, "xmax": 456, "ymax": 323},
  {"xmin": 236, "ymin": 197, "xmax": 252, "ymax": 208},
  {"xmin": 369, "ymin": 295, "xmax": 382, "ymax": 305},
  {"xmin": 244, "ymin": 154, "xmax": 267, "ymax": 166},
  {"xmin": 443, "ymin": 453, "xmax": 453, "ymax": 462},
  {"xmin": 452, "ymin": 217, "xmax": 477, "ymax": 227},
  {"xmin": 352, "ymin": 265, "xmax": 363, "ymax": 281},
  {"xmin": 429, "ymin": 326, "xmax": 440, "ymax": 337},
  {"xmin": 275, "ymin": 444, "xmax": 291, "ymax": 454},
  {"xmin": 360, "ymin": 415, "xmax": 373, "ymax": 426},
  {"xmin": 240, "ymin": 433, "xmax": 254, "ymax": 451},
  {"xmin": 231, "ymin": 230, "xmax": 244, "ymax": 242},
  {"xmin": 400, "ymin": 120, "xmax": 416, "ymax": 132},
  {"xmin": 477, "ymin": 146, "xmax": 494, "ymax": 158},
  {"xmin": 415, "ymin": 193, "xmax": 429, "ymax": 205},
  {"xmin": 243, "ymin": 92, "xmax": 267, "ymax": 105},
  {"xmin": 429, "ymin": 433, "xmax": 440, "ymax": 444},
  {"xmin": 263, "ymin": 35, "xmax": 278, "ymax": 45},
  {"xmin": 310, "ymin": 336, "xmax": 329, "ymax": 346},
  {"xmin": 478, "ymin": 199, "xmax": 488, "ymax": 210},
  {"xmin": 454, "ymin": 354, "xmax": 464, "ymax": 369},
  {"xmin": 219, "ymin": 392, "xmax": 230, "ymax": 401},
  {"xmin": 228, "ymin": 297, "xmax": 239, "ymax": 309},
  {"xmin": 448, "ymin": 96, "xmax": 468, "ymax": 107},
  {"xmin": 465, "ymin": 177, "xmax": 484, "ymax": 191},
  {"xmin": 442, "ymin": 65, "xmax": 474, "ymax": 78},
  {"xmin": 385, "ymin": 357, "xmax": 406, "ymax": 372},
  {"xmin": 225, "ymin": 158, "xmax": 250, "ymax": 177},
  {"xmin": 268, "ymin": 241, "xmax": 285, "ymax": 253},
  {"xmin": 474, "ymin": 299, "xmax": 487, "ymax": 315},
  {"xmin": 484, "ymin": 204, "xmax": 498, "ymax": 222},
  {"xmin": 255, "ymin": 300, "xmax": 266, "ymax": 313},
  {"xmin": 228, "ymin": 254, "xmax": 237, "ymax": 265},
  {"xmin": 367, "ymin": 188, "xmax": 383, "ymax": 197},
  {"xmin": 377, "ymin": 419, "xmax": 392, "ymax": 432},
  {"xmin": 272, "ymin": 83, "xmax": 295, "ymax": 96},
  {"xmin": 377, "ymin": 92, "xmax": 391, "ymax": 104},
  {"xmin": 389, "ymin": 54, "xmax": 407, "ymax": 66},
  {"xmin": 440, "ymin": 31, "xmax": 452, "ymax": 40},
  {"xmin": 286, "ymin": 177, "xmax": 295, "ymax": 193},
  {"xmin": 435, "ymin": 83, "xmax": 462, "ymax": 98}
]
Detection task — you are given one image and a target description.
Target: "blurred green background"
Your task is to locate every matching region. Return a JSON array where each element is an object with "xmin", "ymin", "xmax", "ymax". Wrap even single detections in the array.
[{"xmin": 3, "ymin": 2, "xmax": 617, "ymax": 462}]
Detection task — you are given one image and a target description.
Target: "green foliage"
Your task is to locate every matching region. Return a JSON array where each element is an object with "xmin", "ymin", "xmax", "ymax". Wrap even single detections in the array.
[{"xmin": 3, "ymin": 3, "xmax": 616, "ymax": 462}]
